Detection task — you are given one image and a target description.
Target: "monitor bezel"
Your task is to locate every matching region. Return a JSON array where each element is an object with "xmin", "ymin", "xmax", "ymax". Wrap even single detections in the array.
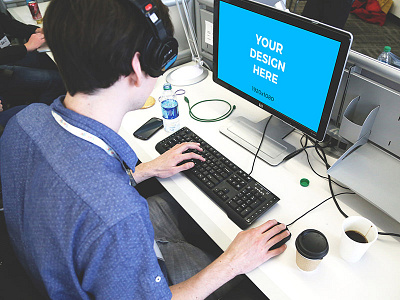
[{"xmin": 213, "ymin": 0, "xmax": 353, "ymax": 141}]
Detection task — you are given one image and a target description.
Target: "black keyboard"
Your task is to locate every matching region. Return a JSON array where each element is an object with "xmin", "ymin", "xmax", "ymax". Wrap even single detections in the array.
[{"xmin": 155, "ymin": 127, "xmax": 280, "ymax": 229}]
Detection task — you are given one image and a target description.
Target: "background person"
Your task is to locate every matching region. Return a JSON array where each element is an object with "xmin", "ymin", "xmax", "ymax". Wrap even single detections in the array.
[{"xmin": 0, "ymin": 10, "xmax": 65, "ymax": 109}]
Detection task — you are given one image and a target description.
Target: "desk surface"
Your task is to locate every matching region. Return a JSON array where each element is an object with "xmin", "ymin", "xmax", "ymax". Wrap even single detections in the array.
[{"xmin": 120, "ymin": 63, "xmax": 400, "ymax": 300}]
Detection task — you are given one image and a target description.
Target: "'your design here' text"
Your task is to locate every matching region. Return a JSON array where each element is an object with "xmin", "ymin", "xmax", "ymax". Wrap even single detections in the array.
[{"xmin": 250, "ymin": 34, "xmax": 286, "ymax": 84}]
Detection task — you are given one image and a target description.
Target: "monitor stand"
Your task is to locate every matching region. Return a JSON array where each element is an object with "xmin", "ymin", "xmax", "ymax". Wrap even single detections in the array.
[{"xmin": 220, "ymin": 116, "xmax": 296, "ymax": 165}]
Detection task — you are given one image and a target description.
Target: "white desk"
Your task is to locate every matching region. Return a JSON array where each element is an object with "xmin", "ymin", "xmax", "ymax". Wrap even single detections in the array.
[{"xmin": 119, "ymin": 63, "xmax": 400, "ymax": 300}]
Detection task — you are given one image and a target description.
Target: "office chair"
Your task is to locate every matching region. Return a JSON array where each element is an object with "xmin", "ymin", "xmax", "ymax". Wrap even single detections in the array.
[{"xmin": 288, "ymin": 0, "xmax": 305, "ymax": 13}]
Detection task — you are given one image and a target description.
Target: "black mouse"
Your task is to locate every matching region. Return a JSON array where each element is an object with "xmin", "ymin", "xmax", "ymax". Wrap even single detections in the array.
[{"xmin": 269, "ymin": 222, "xmax": 291, "ymax": 250}]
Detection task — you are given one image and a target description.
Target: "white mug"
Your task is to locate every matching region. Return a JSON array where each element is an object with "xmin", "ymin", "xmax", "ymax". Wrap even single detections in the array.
[{"xmin": 339, "ymin": 216, "xmax": 378, "ymax": 263}]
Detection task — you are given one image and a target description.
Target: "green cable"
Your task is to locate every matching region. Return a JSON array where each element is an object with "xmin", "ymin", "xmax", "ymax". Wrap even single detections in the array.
[{"xmin": 184, "ymin": 96, "xmax": 236, "ymax": 122}]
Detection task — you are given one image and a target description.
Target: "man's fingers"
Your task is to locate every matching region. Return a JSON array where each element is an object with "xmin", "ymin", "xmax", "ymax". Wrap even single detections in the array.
[
  {"xmin": 266, "ymin": 229, "xmax": 290, "ymax": 249},
  {"xmin": 175, "ymin": 161, "xmax": 195, "ymax": 172},
  {"xmin": 172, "ymin": 142, "xmax": 203, "ymax": 153},
  {"xmin": 254, "ymin": 219, "xmax": 278, "ymax": 235},
  {"xmin": 178, "ymin": 152, "xmax": 205, "ymax": 163},
  {"xmin": 267, "ymin": 243, "xmax": 287, "ymax": 257}
]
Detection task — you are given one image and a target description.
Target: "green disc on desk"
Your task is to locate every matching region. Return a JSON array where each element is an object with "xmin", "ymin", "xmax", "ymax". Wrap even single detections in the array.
[{"xmin": 300, "ymin": 178, "xmax": 310, "ymax": 187}]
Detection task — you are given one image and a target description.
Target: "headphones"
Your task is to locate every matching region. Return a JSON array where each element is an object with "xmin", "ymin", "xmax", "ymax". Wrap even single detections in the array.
[{"xmin": 127, "ymin": 0, "xmax": 179, "ymax": 77}]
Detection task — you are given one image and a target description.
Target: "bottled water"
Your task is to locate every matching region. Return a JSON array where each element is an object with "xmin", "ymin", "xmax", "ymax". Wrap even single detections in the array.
[
  {"xmin": 160, "ymin": 83, "xmax": 180, "ymax": 133},
  {"xmin": 389, "ymin": 52, "xmax": 400, "ymax": 69},
  {"xmin": 377, "ymin": 46, "xmax": 393, "ymax": 65}
]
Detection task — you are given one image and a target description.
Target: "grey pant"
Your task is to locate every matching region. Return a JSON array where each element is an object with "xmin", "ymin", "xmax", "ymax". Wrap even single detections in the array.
[{"xmin": 147, "ymin": 192, "xmax": 242, "ymax": 299}]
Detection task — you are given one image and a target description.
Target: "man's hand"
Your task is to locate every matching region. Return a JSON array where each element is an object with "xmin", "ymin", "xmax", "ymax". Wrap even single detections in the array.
[
  {"xmin": 24, "ymin": 32, "xmax": 45, "ymax": 52},
  {"xmin": 170, "ymin": 220, "xmax": 289, "ymax": 299},
  {"xmin": 133, "ymin": 142, "xmax": 205, "ymax": 184},
  {"xmin": 221, "ymin": 220, "xmax": 289, "ymax": 276}
]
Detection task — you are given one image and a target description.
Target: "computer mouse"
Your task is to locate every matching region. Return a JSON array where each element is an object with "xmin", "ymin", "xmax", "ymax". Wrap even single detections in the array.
[{"xmin": 269, "ymin": 222, "xmax": 291, "ymax": 250}]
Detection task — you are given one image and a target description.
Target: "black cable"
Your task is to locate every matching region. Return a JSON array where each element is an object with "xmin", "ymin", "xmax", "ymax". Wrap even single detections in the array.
[
  {"xmin": 328, "ymin": 174, "xmax": 349, "ymax": 218},
  {"xmin": 315, "ymin": 143, "xmax": 349, "ymax": 219},
  {"xmin": 300, "ymin": 135, "xmax": 327, "ymax": 179},
  {"xmin": 248, "ymin": 119, "xmax": 316, "ymax": 174},
  {"xmin": 287, "ymin": 192, "xmax": 355, "ymax": 227},
  {"xmin": 300, "ymin": 134, "xmax": 349, "ymax": 189},
  {"xmin": 315, "ymin": 143, "xmax": 331, "ymax": 169},
  {"xmin": 248, "ymin": 116, "xmax": 271, "ymax": 175},
  {"xmin": 281, "ymin": 145, "xmax": 315, "ymax": 162},
  {"xmin": 378, "ymin": 232, "xmax": 400, "ymax": 238}
]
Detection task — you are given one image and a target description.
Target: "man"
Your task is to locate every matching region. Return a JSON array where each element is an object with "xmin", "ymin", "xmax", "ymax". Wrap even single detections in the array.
[
  {"xmin": 0, "ymin": 0, "xmax": 289, "ymax": 298},
  {"xmin": 0, "ymin": 10, "xmax": 65, "ymax": 108}
]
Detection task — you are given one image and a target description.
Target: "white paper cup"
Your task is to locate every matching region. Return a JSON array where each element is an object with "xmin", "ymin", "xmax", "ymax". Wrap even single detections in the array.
[{"xmin": 339, "ymin": 216, "xmax": 378, "ymax": 263}]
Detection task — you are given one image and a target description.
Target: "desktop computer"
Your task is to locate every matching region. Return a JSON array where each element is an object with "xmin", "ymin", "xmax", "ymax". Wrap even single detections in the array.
[
  {"xmin": 213, "ymin": 0, "xmax": 353, "ymax": 165},
  {"xmin": 156, "ymin": 0, "xmax": 353, "ymax": 228}
]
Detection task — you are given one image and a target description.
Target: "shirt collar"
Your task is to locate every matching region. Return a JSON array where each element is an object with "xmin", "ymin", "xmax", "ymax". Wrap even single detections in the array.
[{"xmin": 51, "ymin": 96, "xmax": 138, "ymax": 171}]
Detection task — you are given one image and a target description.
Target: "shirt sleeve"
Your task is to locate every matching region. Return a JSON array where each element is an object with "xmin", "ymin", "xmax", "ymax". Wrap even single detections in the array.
[
  {"xmin": 0, "ymin": 44, "xmax": 27, "ymax": 65},
  {"xmin": 78, "ymin": 212, "xmax": 172, "ymax": 300},
  {"xmin": 0, "ymin": 11, "xmax": 38, "ymax": 39}
]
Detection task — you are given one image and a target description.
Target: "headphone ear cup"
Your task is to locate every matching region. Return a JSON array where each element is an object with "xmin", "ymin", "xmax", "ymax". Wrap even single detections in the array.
[{"xmin": 141, "ymin": 36, "xmax": 178, "ymax": 77}]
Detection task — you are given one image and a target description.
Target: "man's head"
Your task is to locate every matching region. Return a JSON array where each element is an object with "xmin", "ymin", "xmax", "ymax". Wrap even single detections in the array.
[{"xmin": 43, "ymin": 0, "xmax": 176, "ymax": 96}]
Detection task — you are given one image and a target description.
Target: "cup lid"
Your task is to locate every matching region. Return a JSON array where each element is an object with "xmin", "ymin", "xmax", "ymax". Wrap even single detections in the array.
[{"xmin": 295, "ymin": 229, "xmax": 329, "ymax": 260}]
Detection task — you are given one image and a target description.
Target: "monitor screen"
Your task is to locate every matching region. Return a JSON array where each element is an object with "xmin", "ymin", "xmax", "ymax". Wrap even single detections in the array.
[{"xmin": 213, "ymin": 0, "xmax": 352, "ymax": 142}]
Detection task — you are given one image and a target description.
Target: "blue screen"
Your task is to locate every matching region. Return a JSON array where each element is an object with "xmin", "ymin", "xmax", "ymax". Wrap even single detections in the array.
[{"xmin": 217, "ymin": 1, "xmax": 341, "ymax": 132}]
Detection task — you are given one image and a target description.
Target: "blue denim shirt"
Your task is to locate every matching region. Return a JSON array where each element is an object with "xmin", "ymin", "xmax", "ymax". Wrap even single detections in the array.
[{"xmin": 0, "ymin": 97, "xmax": 172, "ymax": 299}]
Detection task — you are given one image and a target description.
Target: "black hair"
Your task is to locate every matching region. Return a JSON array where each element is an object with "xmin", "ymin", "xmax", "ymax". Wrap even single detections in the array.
[{"xmin": 43, "ymin": 0, "xmax": 173, "ymax": 96}]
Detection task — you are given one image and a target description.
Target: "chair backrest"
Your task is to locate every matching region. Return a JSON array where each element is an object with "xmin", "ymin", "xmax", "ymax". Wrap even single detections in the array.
[
  {"xmin": 2, "ymin": 0, "xmax": 27, "ymax": 8},
  {"xmin": 0, "ymin": 0, "xmax": 8, "ymax": 14}
]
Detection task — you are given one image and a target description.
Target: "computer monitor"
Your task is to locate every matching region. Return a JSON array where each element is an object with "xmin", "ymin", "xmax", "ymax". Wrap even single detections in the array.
[{"xmin": 213, "ymin": 0, "xmax": 353, "ymax": 165}]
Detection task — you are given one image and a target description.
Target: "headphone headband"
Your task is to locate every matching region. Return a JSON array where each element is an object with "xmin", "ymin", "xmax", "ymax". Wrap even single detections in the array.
[
  {"xmin": 127, "ymin": 0, "xmax": 178, "ymax": 77},
  {"xmin": 132, "ymin": 0, "xmax": 168, "ymax": 39}
]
